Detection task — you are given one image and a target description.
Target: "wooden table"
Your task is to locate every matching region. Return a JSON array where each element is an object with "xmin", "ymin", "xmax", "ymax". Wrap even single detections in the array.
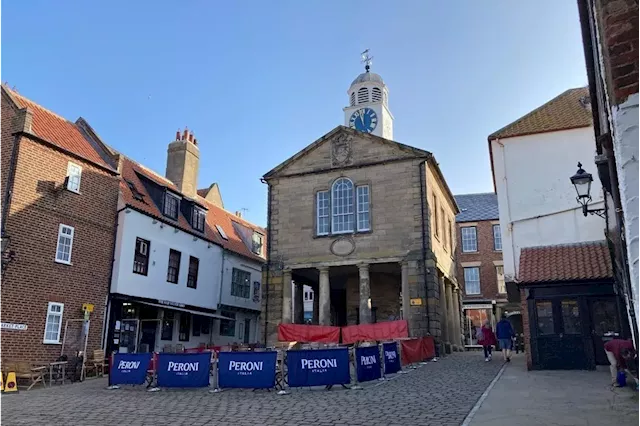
[{"xmin": 47, "ymin": 361, "xmax": 68, "ymax": 386}]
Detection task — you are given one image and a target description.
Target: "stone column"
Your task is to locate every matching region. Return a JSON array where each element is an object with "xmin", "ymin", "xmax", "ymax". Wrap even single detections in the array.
[
  {"xmin": 453, "ymin": 287, "xmax": 462, "ymax": 348},
  {"xmin": 358, "ymin": 263, "xmax": 372, "ymax": 324},
  {"xmin": 282, "ymin": 269, "xmax": 292, "ymax": 324},
  {"xmin": 439, "ymin": 274, "xmax": 449, "ymax": 347},
  {"xmin": 318, "ymin": 266, "xmax": 331, "ymax": 325},
  {"xmin": 445, "ymin": 280, "xmax": 455, "ymax": 351},
  {"xmin": 294, "ymin": 282, "xmax": 304, "ymax": 324},
  {"xmin": 312, "ymin": 285, "xmax": 319, "ymax": 324},
  {"xmin": 401, "ymin": 261, "xmax": 410, "ymax": 322}
]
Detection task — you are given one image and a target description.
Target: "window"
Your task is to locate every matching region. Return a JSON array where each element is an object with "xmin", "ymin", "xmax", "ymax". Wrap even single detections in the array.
[
  {"xmin": 493, "ymin": 225, "xmax": 502, "ymax": 251},
  {"xmin": 163, "ymin": 192, "xmax": 179, "ymax": 219},
  {"xmin": 66, "ymin": 162, "xmax": 82, "ymax": 193},
  {"xmin": 357, "ymin": 87, "xmax": 369, "ymax": 104},
  {"xmin": 231, "ymin": 268, "xmax": 251, "ymax": 298},
  {"xmin": 448, "ymin": 220, "xmax": 453, "ymax": 253},
  {"xmin": 371, "ymin": 87, "xmax": 382, "ymax": 102},
  {"xmin": 440, "ymin": 208, "xmax": 446, "ymax": 247},
  {"xmin": 432, "ymin": 195, "xmax": 439, "ymax": 238},
  {"xmin": 536, "ymin": 301, "xmax": 554, "ymax": 335},
  {"xmin": 561, "ymin": 300, "xmax": 581, "ymax": 334},
  {"xmin": 331, "ymin": 178, "xmax": 355, "ymax": 234},
  {"xmin": 219, "ymin": 311, "xmax": 236, "ymax": 337},
  {"xmin": 356, "ymin": 185, "xmax": 370, "ymax": 231},
  {"xmin": 55, "ymin": 224, "xmax": 74, "ymax": 264},
  {"xmin": 496, "ymin": 266, "xmax": 506, "ymax": 294},
  {"xmin": 167, "ymin": 249, "xmax": 181, "ymax": 283},
  {"xmin": 192, "ymin": 315, "xmax": 202, "ymax": 337},
  {"xmin": 350, "ymin": 92, "xmax": 355, "ymax": 107},
  {"xmin": 179, "ymin": 313, "xmax": 191, "ymax": 341},
  {"xmin": 161, "ymin": 311, "xmax": 175, "ymax": 340},
  {"xmin": 252, "ymin": 233, "xmax": 264, "ymax": 256},
  {"xmin": 464, "ymin": 267, "xmax": 481, "ymax": 295},
  {"xmin": 461, "ymin": 227, "xmax": 478, "ymax": 252},
  {"xmin": 43, "ymin": 302, "xmax": 64, "ymax": 344},
  {"xmin": 316, "ymin": 191, "xmax": 330, "ymax": 235},
  {"xmin": 187, "ymin": 256, "xmax": 199, "ymax": 289},
  {"xmin": 216, "ymin": 224, "xmax": 228, "ymax": 240},
  {"xmin": 192, "ymin": 207, "xmax": 206, "ymax": 232},
  {"xmin": 133, "ymin": 237, "xmax": 150, "ymax": 275},
  {"xmin": 125, "ymin": 180, "xmax": 144, "ymax": 201}
]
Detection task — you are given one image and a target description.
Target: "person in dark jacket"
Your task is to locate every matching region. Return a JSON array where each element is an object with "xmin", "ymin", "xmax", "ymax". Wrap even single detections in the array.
[{"xmin": 495, "ymin": 314, "xmax": 515, "ymax": 362}]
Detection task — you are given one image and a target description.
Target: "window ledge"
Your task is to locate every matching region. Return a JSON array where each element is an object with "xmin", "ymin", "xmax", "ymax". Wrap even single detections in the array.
[
  {"xmin": 314, "ymin": 230, "xmax": 372, "ymax": 239},
  {"xmin": 43, "ymin": 341, "xmax": 62, "ymax": 345},
  {"xmin": 66, "ymin": 188, "xmax": 81, "ymax": 195},
  {"xmin": 54, "ymin": 259, "xmax": 72, "ymax": 266}
]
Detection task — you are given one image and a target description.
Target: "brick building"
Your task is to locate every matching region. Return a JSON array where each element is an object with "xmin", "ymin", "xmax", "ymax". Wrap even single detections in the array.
[
  {"xmin": 261, "ymin": 63, "xmax": 463, "ymax": 353},
  {"xmin": 454, "ymin": 193, "xmax": 513, "ymax": 347},
  {"xmin": 1, "ymin": 86, "xmax": 120, "ymax": 362}
]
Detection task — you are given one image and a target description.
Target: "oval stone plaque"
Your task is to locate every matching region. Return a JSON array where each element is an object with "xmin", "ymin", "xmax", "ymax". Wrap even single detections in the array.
[{"xmin": 330, "ymin": 237, "xmax": 355, "ymax": 257}]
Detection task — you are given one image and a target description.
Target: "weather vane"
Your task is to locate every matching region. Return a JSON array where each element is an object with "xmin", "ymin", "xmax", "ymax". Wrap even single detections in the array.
[{"xmin": 361, "ymin": 49, "xmax": 373, "ymax": 72}]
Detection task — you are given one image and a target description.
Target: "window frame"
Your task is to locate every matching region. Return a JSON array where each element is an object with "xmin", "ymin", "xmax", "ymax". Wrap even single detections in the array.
[
  {"xmin": 461, "ymin": 226, "xmax": 478, "ymax": 253},
  {"xmin": 493, "ymin": 224, "xmax": 502, "ymax": 251},
  {"xmin": 161, "ymin": 311, "xmax": 175, "ymax": 340},
  {"xmin": 178, "ymin": 313, "xmax": 191, "ymax": 342},
  {"xmin": 331, "ymin": 178, "xmax": 355, "ymax": 234},
  {"xmin": 231, "ymin": 268, "xmax": 251, "ymax": 299},
  {"xmin": 66, "ymin": 162, "xmax": 82, "ymax": 193},
  {"xmin": 251, "ymin": 232, "xmax": 264, "ymax": 256},
  {"xmin": 463, "ymin": 267, "xmax": 481, "ymax": 295},
  {"xmin": 187, "ymin": 256, "xmax": 199, "ymax": 289},
  {"xmin": 448, "ymin": 219, "xmax": 453, "ymax": 253},
  {"xmin": 55, "ymin": 224, "xmax": 75, "ymax": 265},
  {"xmin": 356, "ymin": 185, "xmax": 370, "ymax": 232},
  {"xmin": 219, "ymin": 311, "xmax": 236, "ymax": 337},
  {"xmin": 432, "ymin": 195, "xmax": 439, "ymax": 239},
  {"xmin": 43, "ymin": 302, "xmax": 64, "ymax": 344},
  {"xmin": 133, "ymin": 237, "xmax": 150, "ymax": 276},
  {"xmin": 496, "ymin": 265, "xmax": 506, "ymax": 294},
  {"xmin": 316, "ymin": 190, "xmax": 330, "ymax": 236},
  {"xmin": 163, "ymin": 192, "xmax": 180, "ymax": 220},
  {"xmin": 192, "ymin": 206, "xmax": 206, "ymax": 232},
  {"xmin": 167, "ymin": 249, "xmax": 181, "ymax": 284}
]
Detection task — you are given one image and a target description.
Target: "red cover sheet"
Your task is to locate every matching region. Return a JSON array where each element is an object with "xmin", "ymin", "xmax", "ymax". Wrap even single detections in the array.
[
  {"xmin": 341, "ymin": 320, "xmax": 409, "ymax": 344},
  {"xmin": 277, "ymin": 324, "xmax": 341, "ymax": 343},
  {"xmin": 400, "ymin": 336, "xmax": 436, "ymax": 365},
  {"xmin": 421, "ymin": 336, "xmax": 435, "ymax": 359}
]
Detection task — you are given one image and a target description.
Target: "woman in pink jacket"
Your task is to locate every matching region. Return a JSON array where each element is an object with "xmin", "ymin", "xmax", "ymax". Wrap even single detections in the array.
[{"xmin": 477, "ymin": 320, "xmax": 497, "ymax": 362}]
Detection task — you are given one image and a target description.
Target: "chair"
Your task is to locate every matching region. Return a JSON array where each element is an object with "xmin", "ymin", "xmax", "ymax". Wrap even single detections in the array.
[
  {"xmin": 84, "ymin": 350, "xmax": 106, "ymax": 377},
  {"xmin": 12, "ymin": 361, "xmax": 47, "ymax": 390}
]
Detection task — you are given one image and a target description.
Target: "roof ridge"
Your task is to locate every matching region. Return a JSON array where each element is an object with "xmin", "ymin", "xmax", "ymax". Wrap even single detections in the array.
[
  {"xmin": 4, "ymin": 86, "xmax": 73, "ymax": 124},
  {"xmin": 454, "ymin": 192, "xmax": 497, "ymax": 197},
  {"xmin": 522, "ymin": 240, "xmax": 607, "ymax": 250}
]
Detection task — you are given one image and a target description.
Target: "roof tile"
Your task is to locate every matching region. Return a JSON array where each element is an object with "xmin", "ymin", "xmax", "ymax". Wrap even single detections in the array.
[{"xmin": 455, "ymin": 193, "xmax": 499, "ymax": 222}]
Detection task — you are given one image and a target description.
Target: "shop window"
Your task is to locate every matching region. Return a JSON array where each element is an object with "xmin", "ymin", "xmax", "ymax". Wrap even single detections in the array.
[
  {"xmin": 220, "ymin": 311, "xmax": 236, "ymax": 337},
  {"xmin": 161, "ymin": 311, "xmax": 175, "ymax": 340},
  {"xmin": 561, "ymin": 300, "xmax": 581, "ymax": 334},
  {"xmin": 536, "ymin": 301, "xmax": 554, "ymax": 335},
  {"xmin": 179, "ymin": 313, "xmax": 191, "ymax": 341}
]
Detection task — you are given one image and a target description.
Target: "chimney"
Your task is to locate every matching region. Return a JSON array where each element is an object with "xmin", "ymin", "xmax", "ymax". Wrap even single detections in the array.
[
  {"xmin": 235, "ymin": 211, "xmax": 242, "ymax": 218},
  {"xmin": 165, "ymin": 128, "xmax": 200, "ymax": 198}
]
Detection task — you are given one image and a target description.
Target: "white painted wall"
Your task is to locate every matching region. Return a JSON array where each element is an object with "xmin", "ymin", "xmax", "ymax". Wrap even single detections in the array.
[
  {"xmin": 219, "ymin": 252, "xmax": 262, "ymax": 312},
  {"xmin": 111, "ymin": 209, "xmax": 223, "ymax": 310},
  {"xmin": 491, "ymin": 127, "xmax": 607, "ymax": 280}
]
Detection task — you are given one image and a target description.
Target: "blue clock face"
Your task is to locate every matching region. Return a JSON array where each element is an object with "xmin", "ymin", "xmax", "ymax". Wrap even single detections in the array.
[{"xmin": 349, "ymin": 108, "xmax": 378, "ymax": 133}]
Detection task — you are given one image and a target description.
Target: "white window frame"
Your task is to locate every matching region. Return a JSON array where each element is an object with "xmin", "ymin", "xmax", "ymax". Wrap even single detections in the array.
[
  {"xmin": 461, "ymin": 226, "xmax": 478, "ymax": 253},
  {"xmin": 496, "ymin": 266, "xmax": 506, "ymax": 294},
  {"xmin": 43, "ymin": 302, "xmax": 64, "ymax": 344},
  {"xmin": 493, "ymin": 224, "xmax": 502, "ymax": 251},
  {"xmin": 251, "ymin": 232, "xmax": 264, "ymax": 256},
  {"xmin": 55, "ymin": 224, "xmax": 75, "ymax": 265},
  {"xmin": 331, "ymin": 178, "xmax": 355, "ymax": 234},
  {"xmin": 356, "ymin": 185, "xmax": 370, "ymax": 232},
  {"xmin": 316, "ymin": 191, "xmax": 330, "ymax": 236},
  {"xmin": 66, "ymin": 162, "xmax": 82, "ymax": 193},
  {"xmin": 464, "ymin": 267, "xmax": 481, "ymax": 295}
]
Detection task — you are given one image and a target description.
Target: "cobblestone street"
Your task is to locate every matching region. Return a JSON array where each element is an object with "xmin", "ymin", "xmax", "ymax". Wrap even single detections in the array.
[{"xmin": 1, "ymin": 352, "xmax": 501, "ymax": 426}]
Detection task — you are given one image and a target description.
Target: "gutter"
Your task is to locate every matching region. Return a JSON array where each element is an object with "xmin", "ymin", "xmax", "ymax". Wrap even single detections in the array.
[
  {"xmin": 260, "ymin": 177, "xmax": 272, "ymax": 346},
  {"xmin": 418, "ymin": 161, "xmax": 431, "ymax": 334}
]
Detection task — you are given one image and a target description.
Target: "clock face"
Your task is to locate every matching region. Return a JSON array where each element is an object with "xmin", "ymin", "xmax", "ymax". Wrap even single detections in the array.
[{"xmin": 349, "ymin": 108, "xmax": 378, "ymax": 133}]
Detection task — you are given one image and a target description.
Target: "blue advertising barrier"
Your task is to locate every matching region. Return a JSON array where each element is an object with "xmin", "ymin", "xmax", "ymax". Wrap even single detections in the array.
[
  {"xmin": 383, "ymin": 342, "xmax": 401, "ymax": 375},
  {"xmin": 157, "ymin": 352, "xmax": 211, "ymax": 388},
  {"xmin": 287, "ymin": 348, "xmax": 350, "ymax": 387},
  {"xmin": 218, "ymin": 351, "xmax": 277, "ymax": 389},
  {"xmin": 355, "ymin": 345, "xmax": 382, "ymax": 382},
  {"xmin": 110, "ymin": 353, "xmax": 152, "ymax": 385}
]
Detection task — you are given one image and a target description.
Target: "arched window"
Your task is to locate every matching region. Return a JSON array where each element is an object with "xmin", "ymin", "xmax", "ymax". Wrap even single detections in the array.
[
  {"xmin": 371, "ymin": 87, "xmax": 382, "ymax": 102},
  {"xmin": 357, "ymin": 87, "xmax": 369, "ymax": 104},
  {"xmin": 331, "ymin": 178, "xmax": 354, "ymax": 233},
  {"xmin": 350, "ymin": 92, "xmax": 356, "ymax": 106}
]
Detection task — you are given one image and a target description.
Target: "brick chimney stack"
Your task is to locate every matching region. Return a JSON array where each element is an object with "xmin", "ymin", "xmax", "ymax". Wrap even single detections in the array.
[{"xmin": 165, "ymin": 128, "xmax": 200, "ymax": 198}]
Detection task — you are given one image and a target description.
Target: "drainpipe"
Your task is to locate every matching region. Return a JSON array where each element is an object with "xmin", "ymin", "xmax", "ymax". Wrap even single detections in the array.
[
  {"xmin": 495, "ymin": 138, "xmax": 518, "ymax": 280},
  {"xmin": 260, "ymin": 177, "xmax": 272, "ymax": 346},
  {"xmin": 1, "ymin": 130, "xmax": 23, "ymax": 247},
  {"xmin": 419, "ymin": 161, "xmax": 431, "ymax": 334}
]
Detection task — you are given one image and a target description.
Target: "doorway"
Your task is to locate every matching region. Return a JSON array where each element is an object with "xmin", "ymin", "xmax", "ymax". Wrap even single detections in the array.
[
  {"xmin": 588, "ymin": 297, "xmax": 621, "ymax": 365},
  {"xmin": 243, "ymin": 320, "xmax": 251, "ymax": 344}
]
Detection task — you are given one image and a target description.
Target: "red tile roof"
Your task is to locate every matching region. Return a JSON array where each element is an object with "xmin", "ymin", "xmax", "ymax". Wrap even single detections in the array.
[
  {"xmin": 519, "ymin": 241, "xmax": 612, "ymax": 283},
  {"xmin": 4, "ymin": 86, "xmax": 113, "ymax": 169},
  {"xmin": 120, "ymin": 157, "xmax": 265, "ymax": 263},
  {"xmin": 489, "ymin": 88, "xmax": 592, "ymax": 140}
]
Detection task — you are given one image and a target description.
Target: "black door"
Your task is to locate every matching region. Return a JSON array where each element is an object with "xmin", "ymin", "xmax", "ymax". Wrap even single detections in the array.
[
  {"xmin": 139, "ymin": 321, "xmax": 157, "ymax": 353},
  {"xmin": 588, "ymin": 298, "xmax": 620, "ymax": 365},
  {"xmin": 533, "ymin": 298, "xmax": 590, "ymax": 370}
]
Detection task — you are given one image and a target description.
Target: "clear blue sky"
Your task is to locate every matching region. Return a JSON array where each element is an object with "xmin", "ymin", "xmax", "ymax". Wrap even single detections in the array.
[{"xmin": 2, "ymin": 1, "xmax": 588, "ymax": 227}]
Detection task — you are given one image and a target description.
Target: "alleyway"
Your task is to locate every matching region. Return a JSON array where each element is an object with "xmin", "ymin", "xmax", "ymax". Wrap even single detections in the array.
[{"xmin": 467, "ymin": 354, "xmax": 639, "ymax": 426}]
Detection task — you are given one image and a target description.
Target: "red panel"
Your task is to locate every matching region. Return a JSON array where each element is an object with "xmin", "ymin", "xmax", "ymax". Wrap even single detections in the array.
[
  {"xmin": 400, "ymin": 339, "xmax": 424, "ymax": 365},
  {"xmin": 421, "ymin": 336, "xmax": 435, "ymax": 359},
  {"xmin": 277, "ymin": 324, "xmax": 341, "ymax": 343},
  {"xmin": 341, "ymin": 320, "xmax": 409, "ymax": 344}
]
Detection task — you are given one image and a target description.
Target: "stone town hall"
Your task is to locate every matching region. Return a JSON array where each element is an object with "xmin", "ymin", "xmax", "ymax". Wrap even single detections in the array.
[{"xmin": 261, "ymin": 56, "xmax": 463, "ymax": 352}]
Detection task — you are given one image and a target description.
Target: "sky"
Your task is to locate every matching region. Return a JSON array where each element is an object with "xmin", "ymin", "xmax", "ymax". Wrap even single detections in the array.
[{"xmin": 2, "ymin": 1, "xmax": 588, "ymax": 227}]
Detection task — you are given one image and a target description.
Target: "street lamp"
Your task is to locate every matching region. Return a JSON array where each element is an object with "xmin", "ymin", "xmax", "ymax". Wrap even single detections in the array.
[{"xmin": 570, "ymin": 162, "xmax": 605, "ymax": 218}]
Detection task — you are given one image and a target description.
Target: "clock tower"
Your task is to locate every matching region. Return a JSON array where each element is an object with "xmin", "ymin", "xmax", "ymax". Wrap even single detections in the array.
[{"xmin": 343, "ymin": 50, "xmax": 394, "ymax": 140}]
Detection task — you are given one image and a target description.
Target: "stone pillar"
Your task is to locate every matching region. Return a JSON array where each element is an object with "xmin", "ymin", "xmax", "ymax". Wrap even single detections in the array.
[
  {"xmin": 294, "ymin": 282, "xmax": 304, "ymax": 324},
  {"xmin": 358, "ymin": 263, "xmax": 372, "ymax": 324},
  {"xmin": 282, "ymin": 269, "xmax": 292, "ymax": 324},
  {"xmin": 453, "ymin": 288, "xmax": 462, "ymax": 349},
  {"xmin": 401, "ymin": 261, "xmax": 410, "ymax": 323},
  {"xmin": 312, "ymin": 285, "xmax": 319, "ymax": 324},
  {"xmin": 318, "ymin": 266, "xmax": 331, "ymax": 325},
  {"xmin": 439, "ymin": 274, "xmax": 449, "ymax": 349},
  {"xmin": 445, "ymin": 280, "xmax": 455, "ymax": 351}
]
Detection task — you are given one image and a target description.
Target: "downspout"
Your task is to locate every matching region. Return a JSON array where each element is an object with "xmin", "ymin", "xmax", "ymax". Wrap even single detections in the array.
[
  {"xmin": 1, "ymin": 132, "xmax": 22, "ymax": 241},
  {"xmin": 261, "ymin": 177, "xmax": 272, "ymax": 346},
  {"xmin": 496, "ymin": 138, "xmax": 518, "ymax": 279},
  {"xmin": 419, "ymin": 161, "xmax": 431, "ymax": 334}
]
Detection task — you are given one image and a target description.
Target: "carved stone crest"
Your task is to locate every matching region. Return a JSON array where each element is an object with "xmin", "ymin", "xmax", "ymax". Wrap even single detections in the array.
[
  {"xmin": 331, "ymin": 133, "xmax": 354, "ymax": 167},
  {"xmin": 330, "ymin": 237, "xmax": 356, "ymax": 257}
]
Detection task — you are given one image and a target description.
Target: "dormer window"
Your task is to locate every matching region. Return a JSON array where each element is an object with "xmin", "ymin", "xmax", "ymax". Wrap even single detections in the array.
[
  {"xmin": 251, "ymin": 232, "xmax": 264, "ymax": 256},
  {"xmin": 192, "ymin": 206, "xmax": 206, "ymax": 232},
  {"xmin": 163, "ymin": 192, "xmax": 180, "ymax": 219},
  {"xmin": 126, "ymin": 180, "xmax": 145, "ymax": 202}
]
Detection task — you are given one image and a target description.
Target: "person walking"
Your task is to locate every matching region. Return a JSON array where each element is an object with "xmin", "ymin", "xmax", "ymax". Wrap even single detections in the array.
[
  {"xmin": 477, "ymin": 320, "xmax": 497, "ymax": 362},
  {"xmin": 496, "ymin": 313, "xmax": 515, "ymax": 362}
]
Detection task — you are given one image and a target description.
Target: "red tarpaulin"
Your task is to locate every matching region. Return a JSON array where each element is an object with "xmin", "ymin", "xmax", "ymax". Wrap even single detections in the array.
[
  {"xmin": 341, "ymin": 320, "xmax": 409, "ymax": 344},
  {"xmin": 421, "ymin": 336, "xmax": 435, "ymax": 359},
  {"xmin": 277, "ymin": 323, "xmax": 341, "ymax": 343},
  {"xmin": 400, "ymin": 336, "xmax": 436, "ymax": 365}
]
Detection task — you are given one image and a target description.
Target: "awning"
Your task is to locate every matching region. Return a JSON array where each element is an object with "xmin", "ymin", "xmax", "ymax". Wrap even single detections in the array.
[{"xmin": 134, "ymin": 300, "xmax": 233, "ymax": 320}]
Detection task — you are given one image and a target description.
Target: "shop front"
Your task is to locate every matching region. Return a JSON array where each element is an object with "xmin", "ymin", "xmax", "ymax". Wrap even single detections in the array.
[{"xmin": 463, "ymin": 303, "xmax": 495, "ymax": 347}]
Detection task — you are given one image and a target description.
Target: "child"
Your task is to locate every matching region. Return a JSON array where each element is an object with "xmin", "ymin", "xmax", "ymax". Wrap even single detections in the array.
[{"xmin": 478, "ymin": 320, "xmax": 497, "ymax": 362}]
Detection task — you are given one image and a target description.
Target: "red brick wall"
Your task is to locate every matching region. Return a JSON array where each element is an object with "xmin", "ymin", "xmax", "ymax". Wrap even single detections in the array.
[
  {"xmin": 455, "ymin": 220, "xmax": 505, "ymax": 300},
  {"xmin": 520, "ymin": 288, "xmax": 532, "ymax": 370},
  {"xmin": 1, "ymin": 99, "xmax": 119, "ymax": 362}
]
